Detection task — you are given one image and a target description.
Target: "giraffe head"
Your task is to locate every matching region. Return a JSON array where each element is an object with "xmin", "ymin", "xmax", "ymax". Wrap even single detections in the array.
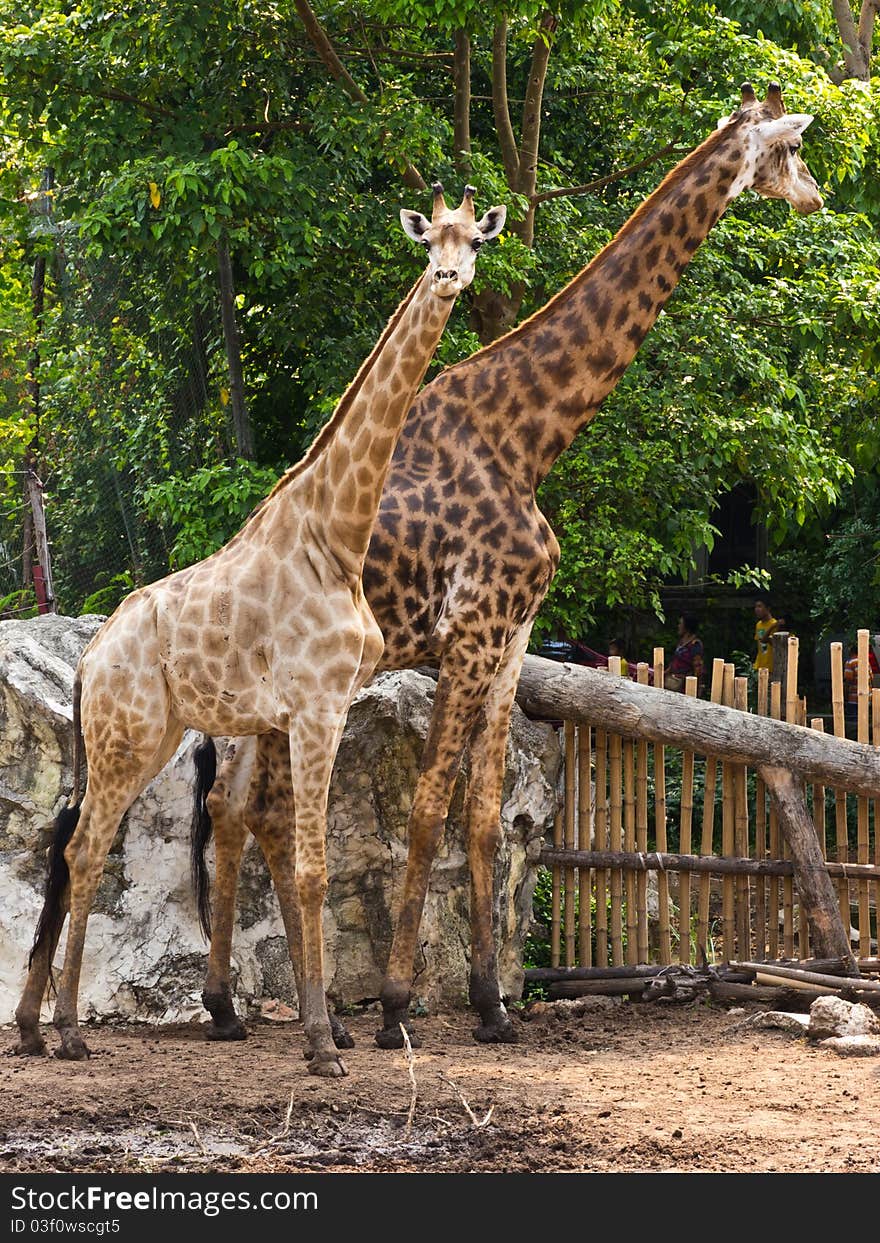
[
  {"xmin": 400, "ymin": 183, "xmax": 506, "ymax": 298},
  {"xmin": 719, "ymin": 82, "xmax": 822, "ymax": 215}
]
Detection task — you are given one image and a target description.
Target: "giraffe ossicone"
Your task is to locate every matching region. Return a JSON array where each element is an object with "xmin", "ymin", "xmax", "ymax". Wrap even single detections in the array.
[
  {"xmin": 13, "ymin": 185, "xmax": 506, "ymax": 1076},
  {"xmin": 194, "ymin": 82, "xmax": 825, "ymax": 1053}
]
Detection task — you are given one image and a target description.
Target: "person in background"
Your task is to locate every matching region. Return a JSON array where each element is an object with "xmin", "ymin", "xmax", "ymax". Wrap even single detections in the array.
[
  {"xmin": 776, "ymin": 611, "xmax": 793, "ymax": 634},
  {"xmin": 665, "ymin": 613, "xmax": 704, "ymax": 693},
  {"xmin": 843, "ymin": 643, "xmax": 860, "ymax": 730},
  {"xmin": 753, "ymin": 597, "xmax": 778, "ymax": 673},
  {"xmin": 607, "ymin": 637, "xmax": 629, "ymax": 676}
]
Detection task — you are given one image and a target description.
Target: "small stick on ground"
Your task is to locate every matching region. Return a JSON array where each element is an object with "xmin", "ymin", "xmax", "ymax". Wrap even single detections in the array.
[
  {"xmin": 439, "ymin": 1074, "xmax": 494, "ymax": 1129},
  {"xmin": 400, "ymin": 1023, "xmax": 417, "ymax": 1135}
]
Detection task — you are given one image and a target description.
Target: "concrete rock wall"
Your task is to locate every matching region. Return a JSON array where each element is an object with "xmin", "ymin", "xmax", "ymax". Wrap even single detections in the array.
[{"xmin": 0, "ymin": 615, "xmax": 560, "ymax": 1023}]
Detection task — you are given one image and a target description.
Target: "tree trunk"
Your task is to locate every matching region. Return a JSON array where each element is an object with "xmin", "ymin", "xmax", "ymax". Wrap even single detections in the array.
[
  {"xmin": 216, "ymin": 238, "xmax": 253, "ymax": 460},
  {"xmin": 513, "ymin": 654, "xmax": 880, "ymax": 798},
  {"xmin": 452, "ymin": 29, "xmax": 471, "ymax": 176}
]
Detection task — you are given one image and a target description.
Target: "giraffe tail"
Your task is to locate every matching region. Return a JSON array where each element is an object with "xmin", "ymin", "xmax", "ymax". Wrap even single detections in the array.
[
  {"xmin": 29, "ymin": 673, "xmax": 84, "ymax": 970},
  {"xmin": 190, "ymin": 735, "xmax": 217, "ymax": 941}
]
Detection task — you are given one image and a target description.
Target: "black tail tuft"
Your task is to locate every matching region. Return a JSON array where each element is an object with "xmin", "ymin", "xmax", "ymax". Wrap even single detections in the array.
[
  {"xmin": 191, "ymin": 735, "xmax": 217, "ymax": 941},
  {"xmin": 29, "ymin": 804, "xmax": 81, "ymax": 970}
]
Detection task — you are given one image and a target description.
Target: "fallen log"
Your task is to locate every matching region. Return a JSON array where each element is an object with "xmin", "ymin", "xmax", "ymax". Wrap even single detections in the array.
[
  {"xmin": 737, "ymin": 961, "xmax": 880, "ymax": 993},
  {"xmin": 540, "ymin": 847, "xmax": 880, "ymax": 882},
  {"xmin": 548, "ymin": 978, "xmax": 651, "ymax": 998},
  {"xmin": 526, "ymin": 964, "xmax": 752, "ymax": 985},
  {"xmin": 755, "ymin": 972, "xmax": 840, "ymax": 995},
  {"xmin": 515, "ymin": 654, "xmax": 880, "ymax": 799}
]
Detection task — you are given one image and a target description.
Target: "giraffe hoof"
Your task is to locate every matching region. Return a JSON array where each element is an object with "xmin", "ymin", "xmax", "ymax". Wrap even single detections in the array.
[
  {"xmin": 10, "ymin": 1032, "xmax": 47, "ymax": 1057},
  {"xmin": 374, "ymin": 1024, "xmax": 421, "ymax": 1050},
  {"xmin": 55, "ymin": 1033, "xmax": 90, "ymax": 1061},
  {"xmin": 473, "ymin": 1018, "xmax": 519, "ymax": 1045},
  {"xmin": 204, "ymin": 1019, "xmax": 247, "ymax": 1041},
  {"xmin": 307, "ymin": 1053, "xmax": 348, "ymax": 1078}
]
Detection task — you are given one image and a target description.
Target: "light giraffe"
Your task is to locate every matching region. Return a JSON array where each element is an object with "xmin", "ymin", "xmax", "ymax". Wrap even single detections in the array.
[
  {"xmin": 14, "ymin": 185, "xmax": 506, "ymax": 1075},
  {"xmin": 195, "ymin": 82, "xmax": 823, "ymax": 1047}
]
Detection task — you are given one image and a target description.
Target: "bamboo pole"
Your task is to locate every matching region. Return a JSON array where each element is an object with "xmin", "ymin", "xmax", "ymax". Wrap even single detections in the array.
[
  {"xmin": 635, "ymin": 663, "xmax": 650, "ymax": 963},
  {"xmin": 563, "ymin": 720, "xmax": 576, "ymax": 967},
  {"xmin": 653, "ymin": 647, "xmax": 672, "ymax": 965},
  {"xmin": 873, "ymin": 689, "xmax": 880, "ymax": 962},
  {"xmin": 577, "ymin": 723, "xmax": 592, "ymax": 967},
  {"xmin": 797, "ymin": 694, "xmax": 811, "ymax": 961},
  {"xmin": 783, "ymin": 638, "xmax": 799, "ymax": 959},
  {"xmin": 857, "ymin": 629, "xmax": 871, "ymax": 957},
  {"xmin": 734, "ymin": 676, "xmax": 751, "ymax": 959},
  {"xmin": 721, "ymin": 663, "xmax": 736, "ymax": 960},
  {"xmin": 830, "ymin": 640, "xmax": 850, "ymax": 929},
  {"xmin": 768, "ymin": 680, "xmax": 781, "ymax": 959},
  {"xmin": 697, "ymin": 659, "xmax": 725, "ymax": 959},
  {"xmin": 755, "ymin": 668, "xmax": 769, "ymax": 959},
  {"xmin": 623, "ymin": 725, "xmax": 638, "ymax": 965},
  {"xmin": 608, "ymin": 656, "xmax": 624, "ymax": 967},
  {"xmin": 678, "ymin": 676, "xmax": 697, "ymax": 965},
  {"xmin": 551, "ymin": 801, "xmax": 562, "ymax": 968},
  {"xmin": 594, "ymin": 728, "xmax": 608, "ymax": 966}
]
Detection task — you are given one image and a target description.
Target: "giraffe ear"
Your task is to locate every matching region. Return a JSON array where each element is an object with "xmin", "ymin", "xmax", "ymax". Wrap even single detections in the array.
[
  {"xmin": 400, "ymin": 209, "xmax": 431, "ymax": 241},
  {"xmin": 475, "ymin": 205, "xmax": 507, "ymax": 240},
  {"xmin": 753, "ymin": 114, "xmax": 814, "ymax": 141}
]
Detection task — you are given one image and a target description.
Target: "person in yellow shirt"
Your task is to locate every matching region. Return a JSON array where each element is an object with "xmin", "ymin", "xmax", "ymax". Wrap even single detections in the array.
[{"xmin": 753, "ymin": 598, "xmax": 778, "ymax": 672}]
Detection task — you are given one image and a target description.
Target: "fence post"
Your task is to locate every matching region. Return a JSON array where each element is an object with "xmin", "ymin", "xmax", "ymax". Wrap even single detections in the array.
[{"xmin": 770, "ymin": 630, "xmax": 788, "ymax": 688}]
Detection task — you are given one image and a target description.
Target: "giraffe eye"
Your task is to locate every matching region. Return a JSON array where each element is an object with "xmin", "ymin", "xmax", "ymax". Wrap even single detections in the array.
[
  {"xmin": 421, "ymin": 238, "xmax": 431, "ymax": 248},
  {"xmin": 472, "ymin": 237, "xmax": 483, "ymax": 251},
  {"xmin": 788, "ymin": 144, "xmax": 801, "ymax": 155}
]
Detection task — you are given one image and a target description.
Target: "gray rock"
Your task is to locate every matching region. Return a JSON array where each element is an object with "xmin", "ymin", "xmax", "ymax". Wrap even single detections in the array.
[
  {"xmin": 754, "ymin": 1011, "xmax": 811, "ymax": 1035},
  {"xmin": 809, "ymin": 994, "xmax": 880, "ymax": 1041},
  {"xmin": 0, "ymin": 615, "xmax": 560, "ymax": 1023},
  {"xmin": 819, "ymin": 1035, "xmax": 880, "ymax": 1057}
]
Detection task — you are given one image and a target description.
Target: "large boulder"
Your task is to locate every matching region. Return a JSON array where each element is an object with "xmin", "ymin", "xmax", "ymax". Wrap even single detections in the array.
[{"xmin": 0, "ymin": 615, "xmax": 560, "ymax": 1023}]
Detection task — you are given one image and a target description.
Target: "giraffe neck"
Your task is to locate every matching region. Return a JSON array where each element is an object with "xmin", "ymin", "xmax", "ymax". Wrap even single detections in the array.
[
  {"xmin": 475, "ymin": 119, "xmax": 753, "ymax": 489},
  {"xmin": 259, "ymin": 270, "xmax": 455, "ymax": 572}
]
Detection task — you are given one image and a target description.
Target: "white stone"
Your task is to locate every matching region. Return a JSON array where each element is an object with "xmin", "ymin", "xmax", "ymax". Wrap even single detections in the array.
[
  {"xmin": 819, "ymin": 1035, "xmax": 880, "ymax": 1057},
  {"xmin": 755, "ymin": 1011, "xmax": 811, "ymax": 1035},
  {"xmin": 0, "ymin": 616, "xmax": 560, "ymax": 1022},
  {"xmin": 809, "ymin": 994, "xmax": 880, "ymax": 1041}
]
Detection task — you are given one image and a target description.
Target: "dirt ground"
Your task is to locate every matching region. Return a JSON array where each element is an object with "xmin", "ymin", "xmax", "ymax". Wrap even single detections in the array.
[{"xmin": 2, "ymin": 1000, "xmax": 878, "ymax": 1174}]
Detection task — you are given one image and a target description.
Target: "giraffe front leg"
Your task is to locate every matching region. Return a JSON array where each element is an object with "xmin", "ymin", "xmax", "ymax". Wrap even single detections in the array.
[
  {"xmin": 376, "ymin": 657, "xmax": 497, "ymax": 1050},
  {"xmin": 465, "ymin": 626, "xmax": 532, "ymax": 1044},
  {"xmin": 287, "ymin": 722, "xmax": 348, "ymax": 1077}
]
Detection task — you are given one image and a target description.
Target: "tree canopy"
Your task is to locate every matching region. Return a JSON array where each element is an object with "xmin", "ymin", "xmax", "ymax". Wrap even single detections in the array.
[{"xmin": 1, "ymin": 1, "xmax": 878, "ymax": 645}]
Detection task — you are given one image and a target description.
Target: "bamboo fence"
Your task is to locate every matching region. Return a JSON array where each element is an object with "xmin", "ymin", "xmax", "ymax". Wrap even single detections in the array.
[{"xmin": 542, "ymin": 631, "xmax": 879, "ymax": 968}]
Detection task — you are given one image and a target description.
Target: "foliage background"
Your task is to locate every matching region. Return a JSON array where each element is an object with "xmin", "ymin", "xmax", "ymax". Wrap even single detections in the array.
[{"xmin": 1, "ymin": 1, "xmax": 878, "ymax": 669}]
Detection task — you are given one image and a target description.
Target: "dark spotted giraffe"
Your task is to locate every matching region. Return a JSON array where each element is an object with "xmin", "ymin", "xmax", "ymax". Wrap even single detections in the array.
[{"xmin": 194, "ymin": 84, "xmax": 822, "ymax": 1050}]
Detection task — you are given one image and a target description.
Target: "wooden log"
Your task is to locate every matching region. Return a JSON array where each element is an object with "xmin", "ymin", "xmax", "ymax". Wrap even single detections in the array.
[
  {"xmin": 527, "ymin": 963, "xmax": 689, "ymax": 982},
  {"xmin": 548, "ymin": 977, "xmax": 651, "ymax": 998},
  {"xmin": 758, "ymin": 765, "xmax": 858, "ymax": 970},
  {"xmin": 755, "ymin": 971, "xmax": 841, "ymax": 994},
  {"xmin": 743, "ymin": 961, "xmax": 880, "ymax": 992},
  {"xmin": 540, "ymin": 846, "xmax": 880, "ymax": 881},
  {"xmin": 514, "ymin": 654, "xmax": 880, "ymax": 799},
  {"xmin": 770, "ymin": 630, "xmax": 789, "ymax": 688},
  {"xmin": 708, "ymin": 980, "xmax": 791, "ymax": 1004}
]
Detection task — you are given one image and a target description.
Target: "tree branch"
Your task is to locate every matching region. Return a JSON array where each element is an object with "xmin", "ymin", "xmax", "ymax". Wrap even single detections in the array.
[
  {"xmin": 491, "ymin": 16, "xmax": 520, "ymax": 188},
  {"xmin": 292, "ymin": 0, "xmax": 426, "ymax": 190},
  {"xmin": 858, "ymin": 0, "xmax": 880, "ymax": 69},
  {"xmin": 452, "ymin": 28, "xmax": 471, "ymax": 175},
  {"xmin": 832, "ymin": 0, "xmax": 872, "ymax": 79},
  {"xmin": 518, "ymin": 12, "xmax": 557, "ymax": 200},
  {"xmin": 530, "ymin": 139, "xmax": 680, "ymax": 205}
]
